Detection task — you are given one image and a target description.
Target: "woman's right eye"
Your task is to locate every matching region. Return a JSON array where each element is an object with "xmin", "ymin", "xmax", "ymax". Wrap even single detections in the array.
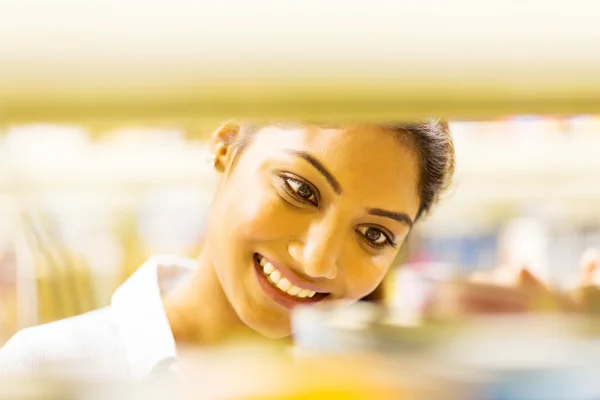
[{"xmin": 284, "ymin": 177, "xmax": 318, "ymax": 206}]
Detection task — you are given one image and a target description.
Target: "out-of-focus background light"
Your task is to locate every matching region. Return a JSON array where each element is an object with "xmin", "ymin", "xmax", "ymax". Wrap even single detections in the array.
[{"xmin": 1, "ymin": 116, "xmax": 600, "ymax": 342}]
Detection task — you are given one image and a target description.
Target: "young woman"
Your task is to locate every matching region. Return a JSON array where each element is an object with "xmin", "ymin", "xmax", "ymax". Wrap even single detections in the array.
[{"xmin": 0, "ymin": 120, "xmax": 593, "ymax": 380}]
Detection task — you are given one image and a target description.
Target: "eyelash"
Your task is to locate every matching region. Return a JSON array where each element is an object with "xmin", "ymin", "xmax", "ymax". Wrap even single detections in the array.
[
  {"xmin": 356, "ymin": 226, "xmax": 397, "ymax": 250},
  {"xmin": 280, "ymin": 174, "xmax": 319, "ymax": 206},
  {"xmin": 278, "ymin": 173, "xmax": 397, "ymax": 250}
]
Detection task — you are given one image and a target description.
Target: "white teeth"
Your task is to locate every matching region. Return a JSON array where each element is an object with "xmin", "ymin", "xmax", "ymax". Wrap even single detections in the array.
[
  {"xmin": 263, "ymin": 261, "xmax": 275, "ymax": 274},
  {"xmin": 277, "ymin": 278, "xmax": 292, "ymax": 292},
  {"xmin": 287, "ymin": 286, "xmax": 301, "ymax": 296},
  {"xmin": 269, "ymin": 270, "xmax": 282, "ymax": 284},
  {"xmin": 258, "ymin": 255, "xmax": 322, "ymax": 300}
]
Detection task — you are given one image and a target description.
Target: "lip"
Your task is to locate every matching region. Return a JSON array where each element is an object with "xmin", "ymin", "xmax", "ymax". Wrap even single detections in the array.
[{"xmin": 253, "ymin": 253, "xmax": 329, "ymax": 310}]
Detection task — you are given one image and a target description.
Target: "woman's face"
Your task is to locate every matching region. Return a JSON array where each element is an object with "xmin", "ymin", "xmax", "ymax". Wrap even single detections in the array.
[{"xmin": 206, "ymin": 124, "xmax": 421, "ymax": 338}]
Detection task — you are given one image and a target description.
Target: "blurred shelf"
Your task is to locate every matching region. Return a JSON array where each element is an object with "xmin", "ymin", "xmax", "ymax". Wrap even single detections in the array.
[{"xmin": 1, "ymin": 0, "xmax": 600, "ymax": 122}]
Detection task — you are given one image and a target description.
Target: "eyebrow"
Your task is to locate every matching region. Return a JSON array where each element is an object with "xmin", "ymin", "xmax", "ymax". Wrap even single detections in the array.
[
  {"xmin": 367, "ymin": 208, "xmax": 414, "ymax": 228},
  {"xmin": 285, "ymin": 150, "xmax": 343, "ymax": 194}
]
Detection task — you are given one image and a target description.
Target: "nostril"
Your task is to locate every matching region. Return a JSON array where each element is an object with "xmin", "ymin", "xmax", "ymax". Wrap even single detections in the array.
[{"xmin": 304, "ymin": 263, "xmax": 337, "ymax": 280}]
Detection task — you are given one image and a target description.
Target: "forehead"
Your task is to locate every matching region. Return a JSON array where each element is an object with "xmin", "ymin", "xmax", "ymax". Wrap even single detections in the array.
[{"xmin": 249, "ymin": 125, "xmax": 421, "ymax": 219}]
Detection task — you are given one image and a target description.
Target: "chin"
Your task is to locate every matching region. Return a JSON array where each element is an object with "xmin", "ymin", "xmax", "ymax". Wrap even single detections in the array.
[
  {"xmin": 238, "ymin": 307, "xmax": 292, "ymax": 339},
  {"xmin": 256, "ymin": 325, "xmax": 291, "ymax": 339}
]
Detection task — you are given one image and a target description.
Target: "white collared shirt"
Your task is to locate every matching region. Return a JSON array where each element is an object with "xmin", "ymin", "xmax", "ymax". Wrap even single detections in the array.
[{"xmin": 0, "ymin": 255, "xmax": 196, "ymax": 380}]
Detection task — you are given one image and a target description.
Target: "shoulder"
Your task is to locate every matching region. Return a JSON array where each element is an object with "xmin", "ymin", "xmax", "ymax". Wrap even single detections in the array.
[{"xmin": 0, "ymin": 307, "xmax": 127, "ymax": 378}]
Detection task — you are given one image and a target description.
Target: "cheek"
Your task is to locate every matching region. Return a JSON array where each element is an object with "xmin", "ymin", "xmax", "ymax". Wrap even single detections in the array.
[
  {"xmin": 223, "ymin": 177, "xmax": 306, "ymax": 242},
  {"xmin": 342, "ymin": 252, "xmax": 395, "ymax": 299}
]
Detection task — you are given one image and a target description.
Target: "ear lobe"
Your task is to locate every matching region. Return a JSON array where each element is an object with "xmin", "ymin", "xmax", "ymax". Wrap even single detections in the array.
[{"xmin": 210, "ymin": 120, "xmax": 242, "ymax": 172}]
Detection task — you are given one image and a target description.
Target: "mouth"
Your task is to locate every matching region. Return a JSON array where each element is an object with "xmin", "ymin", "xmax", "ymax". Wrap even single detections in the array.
[{"xmin": 253, "ymin": 253, "xmax": 329, "ymax": 310}]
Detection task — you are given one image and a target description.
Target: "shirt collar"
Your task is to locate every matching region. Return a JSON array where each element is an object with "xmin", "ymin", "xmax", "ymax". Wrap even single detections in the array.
[{"xmin": 111, "ymin": 255, "xmax": 196, "ymax": 380}]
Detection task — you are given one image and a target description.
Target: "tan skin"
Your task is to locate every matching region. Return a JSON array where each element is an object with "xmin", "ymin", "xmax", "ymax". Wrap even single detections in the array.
[
  {"xmin": 163, "ymin": 121, "xmax": 600, "ymax": 346},
  {"xmin": 164, "ymin": 122, "xmax": 420, "ymax": 343}
]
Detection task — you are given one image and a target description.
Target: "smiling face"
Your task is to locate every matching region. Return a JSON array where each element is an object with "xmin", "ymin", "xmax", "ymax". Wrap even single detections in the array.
[{"xmin": 205, "ymin": 123, "xmax": 421, "ymax": 338}]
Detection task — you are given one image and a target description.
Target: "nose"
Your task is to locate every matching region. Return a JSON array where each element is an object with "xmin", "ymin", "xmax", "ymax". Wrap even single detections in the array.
[{"xmin": 288, "ymin": 219, "xmax": 344, "ymax": 280}]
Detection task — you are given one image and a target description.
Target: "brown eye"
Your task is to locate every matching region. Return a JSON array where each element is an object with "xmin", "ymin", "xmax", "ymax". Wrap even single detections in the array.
[
  {"xmin": 356, "ymin": 226, "xmax": 396, "ymax": 249},
  {"xmin": 365, "ymin": 227, "xmax": 383, "ymax": 242},
  {"xmin": 289, "ymin": 179, "xmax": 312, "ymax": 198},
  {"xmin": 285, "ymin": 177, "xmax": 318, "ymax": 205}
]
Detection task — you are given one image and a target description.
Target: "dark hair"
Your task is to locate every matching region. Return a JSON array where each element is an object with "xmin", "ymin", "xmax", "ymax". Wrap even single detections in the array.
[
  {"xmin": 389, "ymin": 119, "xmax": 455, "ymax": 220},
  {"xmin": 231, "ymin": 119, "xmax": 455, "ymax": 221}
]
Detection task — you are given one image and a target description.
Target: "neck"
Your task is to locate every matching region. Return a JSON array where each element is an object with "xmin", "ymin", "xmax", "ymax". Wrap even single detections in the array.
[{"xmin": 163, "ymin": 249, "xmax": 257, "ymax": 345}]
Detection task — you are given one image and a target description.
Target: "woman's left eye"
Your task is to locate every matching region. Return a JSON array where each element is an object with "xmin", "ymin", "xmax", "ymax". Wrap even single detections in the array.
[{"xmin": 356, "ymin": 226, "xmax": 396, "ymax": 249}]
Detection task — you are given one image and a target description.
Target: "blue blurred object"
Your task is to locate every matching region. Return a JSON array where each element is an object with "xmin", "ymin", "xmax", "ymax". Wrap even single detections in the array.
[{"xmin": 422, "ymin": 233, "xmax": 498, "ymax": 273}]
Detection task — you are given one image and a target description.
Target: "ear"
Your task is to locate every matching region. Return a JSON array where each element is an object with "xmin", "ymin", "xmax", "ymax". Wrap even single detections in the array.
[{"xmin": 209, "ymin": 120, "xmax": 242, "ymax": 173}]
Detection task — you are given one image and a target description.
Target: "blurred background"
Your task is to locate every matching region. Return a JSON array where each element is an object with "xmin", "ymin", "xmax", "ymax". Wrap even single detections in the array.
[
  {"xmin": 2, "ymin": 0, "xmax": 600, "ymax": 346},
  {"xmin": 1, "ymin": 116, "xmax": 599, "ymax": 343}
]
